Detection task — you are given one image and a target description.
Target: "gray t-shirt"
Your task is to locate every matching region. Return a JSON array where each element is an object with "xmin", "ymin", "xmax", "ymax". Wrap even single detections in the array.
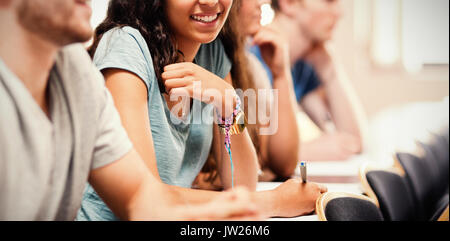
[
  {"xmin": 77, "ymin": 27, "xmax": 231, "ymax": 221},
  {"xmin": 0, "ymin": 44, "xmax": 133, "ymax": 221}
]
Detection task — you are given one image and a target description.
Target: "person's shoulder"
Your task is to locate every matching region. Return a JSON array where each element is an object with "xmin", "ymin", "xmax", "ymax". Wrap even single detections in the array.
[
  {"xmin": 57, "ymin": 44, "xmax": 106, "ymax": 94},
  {"xmin": 59, "ymin": 43, "xmax": 91, "ymax": 60},
  {"xmin": 96, "ymin": 26, "xmax": 149, "ymax": 55},
  {"xmin": 57, "ymin": 44, "xmax": 98, "ymax": 78},
  {"xmin": 106, "ymin": 26, "xmax": 146, "ymax": 45},
  {"xmin": 92, "ymin": 26, "xmax": 156, "ymax": 89}
]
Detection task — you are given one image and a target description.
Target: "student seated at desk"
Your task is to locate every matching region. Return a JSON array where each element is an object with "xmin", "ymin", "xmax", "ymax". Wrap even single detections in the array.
[
  {"xmin": 251, "ymin": 0, "xmax": 367, "ymax": 162},
  {"xmin": 195, "ymin": 0, "xmax": 301, "ymax": 184},
  {"xmin": 0, "ymin": 0, "xmax": 261, "ymax": 221},
  {"xmin": 78, "ymin": 0, "xmax": 327, "ymax": 221}
]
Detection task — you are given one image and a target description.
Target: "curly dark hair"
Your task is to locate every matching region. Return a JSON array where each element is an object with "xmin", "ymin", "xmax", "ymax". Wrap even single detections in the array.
[{"xmin": 89, "ymin": 0, "xmax": 179, "ymax": 93}]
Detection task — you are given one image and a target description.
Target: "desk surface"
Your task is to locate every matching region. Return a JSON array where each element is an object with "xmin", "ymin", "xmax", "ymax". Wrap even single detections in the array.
[
  {"xmin": 260, "ymin": 155, "xmax": 367, "ymax": 221},
  {"xmin": 258, "ymin": 182, "xmax": 364, "ymax": 221}
]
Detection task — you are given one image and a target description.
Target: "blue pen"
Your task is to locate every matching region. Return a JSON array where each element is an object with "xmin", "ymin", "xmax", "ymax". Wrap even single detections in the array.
[{"xmin": 300, "ymin": 161, "xmax": 307, "ymax": 183}]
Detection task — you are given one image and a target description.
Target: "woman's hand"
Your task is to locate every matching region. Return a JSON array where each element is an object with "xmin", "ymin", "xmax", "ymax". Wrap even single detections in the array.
[
  {"xmin": 271, "ymin": 179, "xmax": 327, "ymax": 217},
  {"xmin": 252, "ymin": 26, "xmax": 291, "ymax": 79},
  {"xmin": 162, "ymin": 62, "xmax": 236, "ymax": 115}
]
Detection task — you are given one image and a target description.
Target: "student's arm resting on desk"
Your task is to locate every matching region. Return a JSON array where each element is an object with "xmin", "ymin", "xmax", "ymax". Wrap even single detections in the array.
[
  {"xmin": 304, "ymin": 45, "xmax": 365, "ymax": 140},
  {"xmin": 89, "ymin": 149, "xmax": 260, "ymax": 220},
  {"xmin": 300, "ymin": 45, "xmax": 366, "ymax": 161},
  {"xmin": 251, "ymin": 26, "xmax": 300, "ymax": 178}
]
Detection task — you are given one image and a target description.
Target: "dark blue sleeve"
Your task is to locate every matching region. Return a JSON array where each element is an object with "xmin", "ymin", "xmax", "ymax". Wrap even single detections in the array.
[{"xmin": 291, "ymin": 60, "xmax": 321, "ymax": 102}]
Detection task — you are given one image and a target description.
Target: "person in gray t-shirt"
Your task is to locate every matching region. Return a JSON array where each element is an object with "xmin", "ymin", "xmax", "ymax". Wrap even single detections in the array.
[{"xmin": 0, "ymin": 0, "xmax": 260, "ymax": 221}]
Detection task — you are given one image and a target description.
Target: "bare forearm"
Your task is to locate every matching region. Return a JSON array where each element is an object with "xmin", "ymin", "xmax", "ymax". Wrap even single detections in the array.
[
  {"xmin": 90, "ymin": 150, "xmax": 183, "ymax": 220},
  {"xmin": 219, "ymin": 130, "xmax": 258, "ymax": 191},
  {"xmin": 167, "ymin": 184, "xmax": 222, "ymax": 204},
  {"xmin": 251, "ymin": 190, "xmax": 278, "ymax": 218},
  {"xmin": 305, "ymin": 46, "xmax": 366, "ymax": 142},
  {"xmin": 267, "ymin": 72, "xmax": 300, "ymax": 177},
  {"xmin": 126, "ymin": 174, "xmax": 180, "ymax": 220},
  {"xmin": 323, "ymin": 69, "xmax": 364, "ymax": 141}
]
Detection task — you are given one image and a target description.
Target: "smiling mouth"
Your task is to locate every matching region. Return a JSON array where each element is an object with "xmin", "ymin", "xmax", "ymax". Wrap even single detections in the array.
[{"xmin": 190, "ymin": 13, "xmax": 221, "ymax": 23}]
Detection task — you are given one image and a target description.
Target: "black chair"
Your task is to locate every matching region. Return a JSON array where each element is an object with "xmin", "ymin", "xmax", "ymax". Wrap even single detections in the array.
[
  {"xmin": 429, "ymin": 131, "xmax": 449, "ymax": 185},
  {"xmin": 316, "ymin": 192, "xmax": 384, "ymax": 221},
  {"xmin": 395, "ymin": 152, "xmax": 437, "ymax": 220},
  {"xmin": 396, "ymin": 151, "xmax": 448, "ymax": 220},
  {"xmin": 417, "ymin": 138, "xmax": 449, "ymax": 193},
  {"xmin": 430, "ymin": 195, "xmax": 449, "ymax": 221},
  {"xmin": 360, "ymin": 164, "xmax": 416, "ymax": 221},
  {"xmin": 431, "ymin": 133, "xmax": 449, "ymax": 165},
  {"xmin": 433, "ymin": 205, "xmax": 449, "ymax": 221},
  {"xmin": 441, "ymin": 127, "xmax": 449, "ymax": 147}
]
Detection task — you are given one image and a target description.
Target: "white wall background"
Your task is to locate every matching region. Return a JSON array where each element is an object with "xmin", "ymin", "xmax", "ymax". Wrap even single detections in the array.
[{"xmin": 90, "ymin": 0, "xmax": 110, "ymax": 30}]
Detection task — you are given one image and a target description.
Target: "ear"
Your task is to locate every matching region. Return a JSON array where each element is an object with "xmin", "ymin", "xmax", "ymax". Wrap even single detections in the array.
[{"xmin": 278, "ymin": 0, "xmax": 302, "ymax": 18}]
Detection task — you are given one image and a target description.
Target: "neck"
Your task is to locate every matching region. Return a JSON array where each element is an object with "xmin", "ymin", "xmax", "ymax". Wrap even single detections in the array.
[
  {"xmin": 0, "ymin": 11, "xmax": 58, "ymax": 115},
  {"xmin": 271, "ymin": 13, "xmax": 314, "ymax": 66},
  {"xmin": 175, "ymin": 37, "xmax": 202, "ymax": 63}
]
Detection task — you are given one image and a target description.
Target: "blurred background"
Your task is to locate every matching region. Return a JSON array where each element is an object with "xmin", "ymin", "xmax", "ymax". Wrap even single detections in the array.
[{"xmin": 90, "ymin": 0, "xmax": 449, "ymax": 165}]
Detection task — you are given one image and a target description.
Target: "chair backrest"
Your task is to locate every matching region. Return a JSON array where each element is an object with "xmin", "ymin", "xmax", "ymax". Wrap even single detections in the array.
[
  {"xmin": 437, "ymin": 206, "xmax": 449, "ymax": 221},
  {"xmin": 433, "ymin": 134, "xmax": 449, "ymax": 162},
  {"xmin": 396, "ymin": 152, "xmax": 442, "ymax": 220},
  {"xmin": 429, "ymin": 133, "xmax": 450, "ymax": 184},
  {"xmin": 316, "ymin": 192, "xmax": 384, "ymax": 221},
  {"xmin": 442, "ymin": 127, "xmax": 449, "ymax": 147},
  {"xmin": 430, "ymin": 195, "xmax": 449, "ymax": 221},
  {"xmin": 360, "ymin": 164, "xmax": 417, "ymax": 221},
  {"xmin": 418, "ymin": 139, "xmax": 449, "ymax": 189}
]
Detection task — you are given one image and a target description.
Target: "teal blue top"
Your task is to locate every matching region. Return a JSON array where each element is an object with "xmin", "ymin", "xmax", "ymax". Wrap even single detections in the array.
[{"xmin": 77, "ymin": 26, "xmax": 232, "ymax": 221}]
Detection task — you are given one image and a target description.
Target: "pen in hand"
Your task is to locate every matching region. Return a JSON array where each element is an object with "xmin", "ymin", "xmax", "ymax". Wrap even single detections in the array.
[{"xmin": 300, "ymin": 161, "xmax": 307, "ymax": 183}]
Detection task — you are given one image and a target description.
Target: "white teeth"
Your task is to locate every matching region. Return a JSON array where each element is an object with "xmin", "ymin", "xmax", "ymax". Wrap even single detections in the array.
[{"xmin": 191, "ymin": 14, "xmax": 219, "ymax": 23}]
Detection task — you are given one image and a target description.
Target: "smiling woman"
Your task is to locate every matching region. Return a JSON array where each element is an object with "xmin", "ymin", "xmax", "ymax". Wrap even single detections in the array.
[{"xmin": 76, "ymin": 0, "xmax": 262, "ymax": 221}]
